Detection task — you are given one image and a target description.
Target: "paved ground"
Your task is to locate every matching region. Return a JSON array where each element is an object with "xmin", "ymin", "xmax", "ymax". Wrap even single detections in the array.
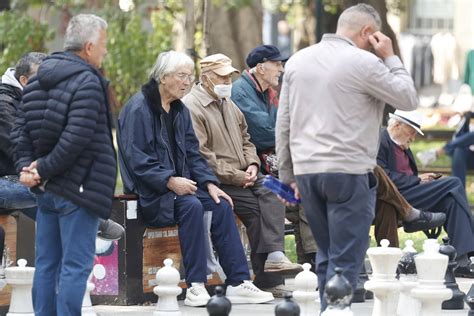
[{"xmin": 94, "ymin": 278, "xmax": 473, "ymax": 315}]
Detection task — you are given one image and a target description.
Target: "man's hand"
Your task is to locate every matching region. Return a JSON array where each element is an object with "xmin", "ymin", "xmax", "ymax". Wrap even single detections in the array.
[
  {"xmin": 276, "ymin": 182, "xmax": 301, "ymax": 207},
  {"xmin": 19, "ymin": 161, "xmax": 41, "ymax": 187},
  {"xmin": 167, "ymin": 177, "xmax": 197, "ymax": 195},
  {"xmin": 419, "ymin": 173, "xmax": 437, "ymax": 184},
  {"xmin": 368, "ymin": 31, "xmax": 394, "ymax": 60},
  {"xmin": 242, "ymin": 164, "xmax": 258, "ymax": 188},
  {"xmin": 207, "ymin": 183, "xmax": 234, "ymax": 209}
]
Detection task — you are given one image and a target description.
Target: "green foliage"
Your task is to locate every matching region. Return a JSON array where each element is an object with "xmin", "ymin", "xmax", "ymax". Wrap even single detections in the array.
[
  {"xmin": 0, "ymin": 10, "xmax": 53, "ymax": 72},
  {"xmin": 102, "ymin": 7, "xmax": 175, "ymax": 107}
]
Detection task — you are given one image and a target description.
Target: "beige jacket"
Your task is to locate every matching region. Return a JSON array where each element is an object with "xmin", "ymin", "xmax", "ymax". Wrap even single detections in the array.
[{"xmin": 183, "ymin": 84, "xmax": 260, "ymax": 186}]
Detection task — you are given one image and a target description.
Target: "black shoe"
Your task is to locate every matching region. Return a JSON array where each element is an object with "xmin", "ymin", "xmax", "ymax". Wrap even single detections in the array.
[
  {"xmin": 454, "ymin": 265, "xmax": 474, "ymax": 278},
  {"xmin": 403, "ymin": 212, "xmax": 446, "ymax": 233},
  {"xmin": 98, "ymin": 219, "xmax": 125, "ymax": 241}
]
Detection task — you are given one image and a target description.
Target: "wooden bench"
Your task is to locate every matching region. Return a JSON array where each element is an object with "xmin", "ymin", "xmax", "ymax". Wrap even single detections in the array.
[{"xmin": 91, "ymin": 194, "xmax": 250, "ymax": 306}]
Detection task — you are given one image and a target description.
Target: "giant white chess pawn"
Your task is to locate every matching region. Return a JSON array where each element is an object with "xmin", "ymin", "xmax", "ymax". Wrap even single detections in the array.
[
  {"xmin": 153, "ymin": 258, "xmax": 182, "ymax": 316},
  {"xmin": 411, "ymin": 239, "xmax": 452, "ymax": 316},
  {"xmin": 5, "ymin": 258, "xmax": 34, "ymax": 316},
  {"xmin": 82, "ymin": 271, "xmax": 97, "ymax": 316},
  {"xmin": 397, "ymin": 240, "xmax": 420, "ymax": 316},
  {"xmin": 293, "ymin": 263, "xmax": 318, "ymax": 316},
  {"xmin": 364, "ymin": 239, "xmax": 402, "ymax": 316}
]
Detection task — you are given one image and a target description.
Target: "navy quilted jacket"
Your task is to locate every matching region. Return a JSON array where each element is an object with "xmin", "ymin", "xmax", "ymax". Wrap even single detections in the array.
[{"xmin": 13, "ymin": 52, "xmax": 117, "ymax": 219}]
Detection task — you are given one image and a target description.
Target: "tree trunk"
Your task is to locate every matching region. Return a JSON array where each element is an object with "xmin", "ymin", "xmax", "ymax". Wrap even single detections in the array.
[
  {"xmin": 183, "ymin": 0, "xmax": 196, "ymax": 60},
  {"xmin": 206, "ymin": 0, "xmax": 263, "ymax": 71},
  {"xmin": 202, "ymin": 0, "xmax": 211, "ymax": 56}
]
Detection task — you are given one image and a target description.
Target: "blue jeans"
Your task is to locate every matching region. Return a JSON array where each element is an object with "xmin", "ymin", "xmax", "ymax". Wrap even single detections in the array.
[
  {"xmin": 32, "ymin": 191, "xmax": 99, "ymax": 316},
  {"xmin": 296, "ymin": 173, "xmax": 376, "ymax": 312},
  {"xmin": 0, "ymin": 176, "xmax": 37, "ymax": 219},
  {"xmin": 444, "ymin": 132, "xmax": 474, "ymax": 187}
]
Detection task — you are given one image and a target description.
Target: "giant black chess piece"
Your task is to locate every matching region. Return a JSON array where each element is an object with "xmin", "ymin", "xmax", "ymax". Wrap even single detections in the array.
[
  {"xmin": 324, "ymin": 267, "xmax": 353, "ymax": 311},
  {"xmin": 465, "ymin": 260, "xmax": 474, "ymax": 316},
  {"xmin": 275, "ymin": 292, "xmax": 300, "ymax": 316},
  {"xmin": 439, "ymin": 236, "xmax": 465, "ymax": 309},
  {"xmin": 206, "ymin": 286, "xmax": 231, "ymax": 316}
]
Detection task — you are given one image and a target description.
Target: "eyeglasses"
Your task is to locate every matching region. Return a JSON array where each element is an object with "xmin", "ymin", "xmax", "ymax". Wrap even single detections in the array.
[{"xmin": 175, "ymin": 72, "xmax": 195, "ymax": 82}]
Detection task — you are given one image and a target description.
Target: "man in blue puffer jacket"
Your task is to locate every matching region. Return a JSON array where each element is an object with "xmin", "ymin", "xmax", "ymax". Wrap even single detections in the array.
[{"xmin": 12, "ymin": 14, "xmax": 116, "ymax": 316}]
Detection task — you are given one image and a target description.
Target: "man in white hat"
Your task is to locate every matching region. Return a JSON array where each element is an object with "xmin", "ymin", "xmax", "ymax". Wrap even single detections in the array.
[
  {"xmin": 378, "ymin": 109, "xmax": 474, "ymax": 278},
  {"xmin": 183, "ymin": 53, "xmax": 301, "ymax": 297}
]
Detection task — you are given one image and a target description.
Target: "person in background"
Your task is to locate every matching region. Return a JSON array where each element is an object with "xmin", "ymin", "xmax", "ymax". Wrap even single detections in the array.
[
  {"xmin": 231, "ymin": 45, "xmax": 317, "ymax": 267},
  {"xmin": 378, "ymin": 110, "xmax": 474, "ymax": 278}
]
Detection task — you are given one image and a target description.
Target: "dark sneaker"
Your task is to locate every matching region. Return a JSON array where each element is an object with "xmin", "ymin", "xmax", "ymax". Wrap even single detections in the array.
[
  {"xmin": 403, "ymin": 211, "xmax": 446, "ymax": 233},
  {"xmin": 454, "ymin": 265, "xmax": 474, "ymax": 278},
  {"xmin": 97, "ymin": 219, "xmax": 125, "ymax": 241}
]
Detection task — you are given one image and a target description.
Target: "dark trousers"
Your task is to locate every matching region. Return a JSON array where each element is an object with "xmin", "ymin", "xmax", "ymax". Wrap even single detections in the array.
[
  {"xmin": 220, "ymin": 175, "xmax": 285, "ymax": 288},
  {"xmin": 401, "ymin": 177, "xmax": 474, "ymax": 257},
  {"xmin": 444, "ymin": 132, "xmax": 474, "ymax": 187},
  {"xmin": 373, "ymin": 166, "xmax": 411, "ymax": 247},
  {"xmin": 296, "ymin": 173, "xmax": 376, "ymax": 311},
  {"xmin": 175, "ymin": 189, "xmax": 250, "ymax": 285}
]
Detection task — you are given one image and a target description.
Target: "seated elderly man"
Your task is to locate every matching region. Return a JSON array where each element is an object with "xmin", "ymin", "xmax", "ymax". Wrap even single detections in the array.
[
  {"xmin": 117, "ymin": 51, "xmax": 273, "ymax": 306},
  {"xmin": 378, "ymin": 109, "xmax": 474, "ymax": 278},
  {"xmin": 183, "ymin": 53, "xmax": 301, "ymax": 296},
  {"xmin": 231, "ymin": 45, "xmax": 317, "ymax": 266}
]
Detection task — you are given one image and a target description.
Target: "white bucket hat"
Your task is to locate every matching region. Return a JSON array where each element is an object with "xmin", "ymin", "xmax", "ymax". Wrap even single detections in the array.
[{"xmin": 389, "ymin": 110, "xmax": 424, "ymax": 136}]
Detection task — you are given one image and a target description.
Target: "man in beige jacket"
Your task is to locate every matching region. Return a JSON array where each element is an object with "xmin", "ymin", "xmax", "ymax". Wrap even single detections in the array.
[{"xmin": 183, "ymin": 53, "xmax": 301, "ymax": 296}]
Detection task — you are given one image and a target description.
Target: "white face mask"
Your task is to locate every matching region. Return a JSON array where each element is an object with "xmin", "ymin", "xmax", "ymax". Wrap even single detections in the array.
[{"xmin": 213, "ymin": 83, "xmax": 232, "ymax": 99}]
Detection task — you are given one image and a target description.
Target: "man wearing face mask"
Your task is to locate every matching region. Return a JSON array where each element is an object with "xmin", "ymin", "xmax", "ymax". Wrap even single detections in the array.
[{"xmin": 183, "ymin": 53, "xmax": 301, "ymax": 297}]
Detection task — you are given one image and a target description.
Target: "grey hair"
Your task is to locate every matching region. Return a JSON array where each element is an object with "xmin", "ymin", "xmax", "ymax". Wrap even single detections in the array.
[
  {"xmin": 149, "ymin": 51, "xmax": 194, "ymax": 81},
  {"xmin": 64, "ymin": 14, "xmax": 108, "ymax": 51},
  {"xmin": 337, "ymin": 4, "xmax": 382, "ymax": 32},
  {"xmin": 14, "ymin": 52, "xmax": 47, "ymax": 81}
]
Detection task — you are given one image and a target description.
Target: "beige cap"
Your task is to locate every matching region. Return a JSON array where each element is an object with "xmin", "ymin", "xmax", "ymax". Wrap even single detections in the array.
[{"xmin": 200, "ymin": 53, "xmax": 240, "ymax": 76}]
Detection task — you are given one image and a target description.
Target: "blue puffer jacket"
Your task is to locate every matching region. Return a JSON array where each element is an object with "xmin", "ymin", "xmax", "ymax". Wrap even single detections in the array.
[
  {"xmin": 117, "ymin": 79, "xmax": 218, "ymax": 227},
  {"xmin": 231, "ymin": 71, "xmax": 278, "ymax": 152},
  {"xmin": 13, "ymin": 52, "xmax": 117, "ymax": 219}
]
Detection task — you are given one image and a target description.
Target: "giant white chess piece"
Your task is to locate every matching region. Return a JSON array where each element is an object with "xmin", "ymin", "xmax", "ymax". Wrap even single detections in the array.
[
  {"xmin": 5, "ymin": 259, "xmax": 34, "ymax": 316},
  {"xmin": 364, "ymin": 239, "xmax": 402, "ymax": 316},
  {"xmin": 153, "ymin": 258, "xmax": 182, "ymax": 316},
  {"xmin": 82, "ymin": 271, "xmax": 97, "ymax": 316},
  {"xmin": 397, "ymin": 240, "xmax": 420, "ymax": 316},
  {"xmin": 411, "ymin": 239, "xmax": 452, "ymax": 316},
  {"xmin": 293, "ymin": 263, "xmax": 318, "ymax": 316}
]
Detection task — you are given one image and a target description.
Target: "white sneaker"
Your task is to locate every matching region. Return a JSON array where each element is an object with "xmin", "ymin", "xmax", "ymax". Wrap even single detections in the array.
[
  {"xmin": 226, "ymin": 280, "xmax": 274, "ymax": 304},
  {"xmin": 184, "ymin": 283, "xmax": 210, "ymax": 307},
  {"xmin": 416, "ymin": 149, "xmax": 437, "ymax": 167}
]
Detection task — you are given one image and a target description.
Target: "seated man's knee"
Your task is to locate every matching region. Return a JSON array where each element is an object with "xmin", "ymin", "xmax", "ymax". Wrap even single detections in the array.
[{"xmin": 180, "ymin": 196, "xmax": 204, "ymax": 219}]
